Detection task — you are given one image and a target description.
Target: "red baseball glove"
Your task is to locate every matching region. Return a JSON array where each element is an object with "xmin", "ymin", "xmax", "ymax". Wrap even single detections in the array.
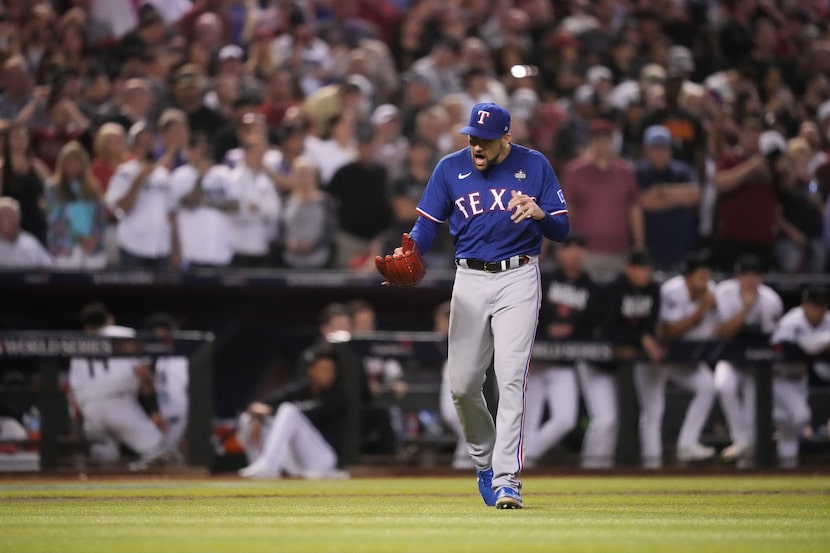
[{"xmin": 375, "ymin": 233, "xmax": 426, "ymax": 287}]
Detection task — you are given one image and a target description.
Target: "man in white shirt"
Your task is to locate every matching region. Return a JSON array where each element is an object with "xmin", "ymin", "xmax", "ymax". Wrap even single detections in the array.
[
  {"xmin": 68, "ymin": 303, "xmax": 169, "ymax": 469},
  {"xmin": 713, "ymin": 255, "xmax": 783, "ymax": 463},
  {"xmin": 229, "ymin": 115, "xmax": 281, "ymax": 267},
  {"xmin": 171, "ymin": 134, "xmax": 239, "ymax": 268},
  {"xmin": 0, "ymin": 197, "xmax": 52, "ymax": 268},
  {"xmin": 635, "ymin": 250, "xmax": 718, "ymax": 467},
  {"xmin": 106, "ymin": 112, "xmax": 188, "ymax": 269},
  {"xmin": 770, "ymin": 286, "xmax": 830, "ymax": 468}
]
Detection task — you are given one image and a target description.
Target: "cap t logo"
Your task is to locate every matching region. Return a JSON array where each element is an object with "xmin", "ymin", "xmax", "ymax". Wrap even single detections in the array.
[{"xmin": 477, "ymin": 110, "xmax": 491, "ymax": 125}]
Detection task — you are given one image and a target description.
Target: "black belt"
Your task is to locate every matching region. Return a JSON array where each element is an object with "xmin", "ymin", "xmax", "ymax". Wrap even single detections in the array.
[{"xmin": 456, "ymin": 255, "xmax": 531, "ymax": 273}]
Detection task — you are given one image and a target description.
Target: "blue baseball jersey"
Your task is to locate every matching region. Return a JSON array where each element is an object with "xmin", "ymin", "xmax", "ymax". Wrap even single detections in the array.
[{"xmin": 411, "ymin": 144, "xmax": 568, "ymax": 260}]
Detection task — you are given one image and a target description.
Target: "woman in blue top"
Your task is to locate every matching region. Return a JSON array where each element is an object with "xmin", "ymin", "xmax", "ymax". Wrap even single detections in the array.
[{"xmin": 45, "ymin": 141, "xmax": 107, "ymax": 269}]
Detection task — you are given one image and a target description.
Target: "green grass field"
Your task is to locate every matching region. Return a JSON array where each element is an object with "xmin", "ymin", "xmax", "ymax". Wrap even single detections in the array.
[{"xmin": 1, "ymin": 475, "xmax": 829, "ymax": 553}]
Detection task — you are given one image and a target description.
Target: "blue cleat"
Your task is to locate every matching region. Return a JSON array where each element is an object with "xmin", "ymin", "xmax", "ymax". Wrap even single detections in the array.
[
  {"xmin": 476, "ymin": 468, "xmax": 497, "ymax": 506},
  {"xmin": 495, "ymin": 486, "xmax": 523, "ymax": 509}
]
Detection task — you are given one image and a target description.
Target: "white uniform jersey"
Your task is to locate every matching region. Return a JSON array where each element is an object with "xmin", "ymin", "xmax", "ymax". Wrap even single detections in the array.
[
  {"xmin": 171, "ymin": 164, "xmax": 238, "ymax": 266},
  {"xmin": 153, "ymin": 356, "xmax": 189, "ymax": 417},
  {"xmin": 659, "ymin": 275, "xmax": 718, "ymax": 340},
  {"xmin": 771, "ymin": 307, "xmax": 830, "ymax": 375},
  {"xmin": 69, "ymin": 325, "xmax": 144, "ymax": 408},
  {"xmin": 105, "ymin": 159, "xmax": 174, "ymax": 258},
  {"xmin": 229, "ymin": 163, "xmax": 281, "ymax": 256},
  {"xmin": 715, "ymin": 279, "xmax": 783, "ymax": 335}
]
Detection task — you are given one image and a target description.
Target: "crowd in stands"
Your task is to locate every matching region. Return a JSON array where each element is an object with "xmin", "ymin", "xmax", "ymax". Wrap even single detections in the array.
[{"xmin": 0, "ymin": 0, "xmax": 827, "ymax": 274}]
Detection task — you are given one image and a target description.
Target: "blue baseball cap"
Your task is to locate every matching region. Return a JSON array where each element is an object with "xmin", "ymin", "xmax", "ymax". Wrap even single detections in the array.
[
  {"xmin": 644, "ymin": 125, "xmax": 672, "ymax": 147},
  {"xmin": 459, "ymin": 102, "xmax": 511, "ymax": 140}
]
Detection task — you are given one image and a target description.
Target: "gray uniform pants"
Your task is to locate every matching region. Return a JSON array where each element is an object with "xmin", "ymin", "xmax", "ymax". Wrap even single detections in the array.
[{"xmin": 447, "ymin": 259, "xmax": 541, "ymax": 491}]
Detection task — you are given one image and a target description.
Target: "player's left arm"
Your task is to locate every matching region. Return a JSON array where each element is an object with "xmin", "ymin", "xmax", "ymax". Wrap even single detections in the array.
[{"xmin": 507, "ymin": 155, "xmax": 569, "ymax": 242}]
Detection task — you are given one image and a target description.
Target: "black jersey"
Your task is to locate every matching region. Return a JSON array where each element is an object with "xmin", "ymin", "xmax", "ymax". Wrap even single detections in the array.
[
  {"xmin": 539, "ymin": 269, "xmax": 600, "ymax": 340},
  {"xmin": 601, "ymin": 273, "xmax": 661, "ymax": 347}
]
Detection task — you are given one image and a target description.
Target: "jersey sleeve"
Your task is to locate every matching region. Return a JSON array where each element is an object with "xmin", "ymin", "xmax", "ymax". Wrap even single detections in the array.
[
  {"xmin": 415, "ymin": 158, "xmax": 452, "ymax": 224},
  {"xmin": 715, "ymin": 281, "xmax": 739, "ymax": 322},
  {"xmin": 532, "ymin": 153, "xmax": 569, "ymax": 242},
  {"xmin": 770, "ymin": 311, "xmax": 798, "ymax": 345},
  {"xmin": 659, "ymin": 282, "xmax": 684, "ymax": 323},
  {"xmin": 410, "ymin": 157, "xmax": 453, "ymax": 253},
  {"xmin": 534, "ymin": 154, "xmax": 568, "ymax": 216},
  {"xmin": 104, "ymin": 163, "xmax": 133, "ymax": 209}
]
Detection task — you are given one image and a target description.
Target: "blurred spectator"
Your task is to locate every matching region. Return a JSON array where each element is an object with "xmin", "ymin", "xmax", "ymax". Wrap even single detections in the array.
[
  {"xmin": 410, "ymin": 37, "xmax": 462, "ymax": 102},
  {"xmin": 712, "ymin": 116, "xmax": 778, "ymax": 271},
  {"xmin": 44, "ymin": 141, "xmax": 106, "ymax": 268},
  {"xmin": 637, "ymin": 251, "xmax": 717, "ymax": 467},
  {"xmin": 713, "ymin": 255, "xmax": 783, "ymax": 465},
  {"xmin": 105, "ymin": 116, "xmax": 183, "ymax": 269},
  {"xmin": 281, "ymin": 157, "xmax": 332, "ymax": 269},
  {"xmin": 328, "ymin": 125, "xmax": 393, "ymax": 269},
  {"xmin": 272, "ymin": 7, "xmax": 333, "ymax": 98},
  {"xmin": 89, "ymin": 122, "xmax": 128, "ymax": 266},
  {"xmin": 1, "ymin": 122, "xmax": 50, "ymax": 245},
  {"xmin": 90, "ymin": 123, "xmax": 129, "ymax": 194},
  {"xmin": 602, "ymin": 249, "xmax": 662, "ymax": 468},
  {"xmin": 258, "ymin": 68, "xmax": 302, "ymax": 133},
  {"xmin": 563, "ymin": 118, "xmax": 643, "ymax": 275},
  {"xmin": 371, "ymin": 103, "xmax": 408, "ymax": 182},
  {"xmin": 0, "ymin": 196, "xmax": 52, "ymax": 268},
  {"xmin": 169, "ymin": 64, "xmax": 226, "ymax": 138},
  {"xmin": 0, "ymin": 55, "xmax": 45, "ymax": 125},
  {"xmin": 104, "ymin": 78, "xmax": 154, "ymax": 133},
  {"xmin": 213, "ymin": 43, "xmax": 262, "ymax": 103},
  {"xmin": 25, "ymin": 92, "xmax": 91, "ymax": 171},
  {"xmin": 639, "ymin": 69, "xmax": 706, "ymax": 182},
  {"xmin": 525, "ymin": 234, "xmax": 594, "ymax": 468},
  {"xmin": 302, "ymin": 77, "xmax": 365, "ymax": 140},
  {"xmin": 229, "ymin": 113, "xmax": 281, "ymax": 267},
  {"xmin": 306, "ymin": 110, "xmax": 359, "ymax": 187},
  {"xmin": 271, "ymin": 117, "xmax": 311, "ymax": 196},
  {"xmin": 775, "ymin": 137, "xmax": 826, "ymax": 273},
  {"xmin": 635, "ymin": 125, "xmax": 700, "ymax": 271},
  {"xmin": 171, "ymin": 133, "xmax": 238, "ymax": 269},
  {"xmin": 770, "ymin": 286, "xmax": 830, "ymax": 468},
  {"xmin": 551, "ymin": 85, "xmax": 599, "ymax": 172},
  {"xmin": 399, "ymin": 71, "xmax": 435, "ymax": 139},
  {"xmin": 213, "ymin": 95, "xmax": 262, "ymax": 165}
]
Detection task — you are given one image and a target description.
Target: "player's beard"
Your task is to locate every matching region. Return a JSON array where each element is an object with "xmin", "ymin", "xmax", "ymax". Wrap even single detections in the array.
[{"xmin": 471, "ymin": 144, "xmax": 505, "ymax": 171}]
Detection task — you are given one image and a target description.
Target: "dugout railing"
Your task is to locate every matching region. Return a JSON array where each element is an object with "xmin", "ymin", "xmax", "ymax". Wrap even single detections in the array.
[
  {"xmin": 0, "ymin": 331, "xmax": 214, "ymax": 470},
  {"xmin": 350, "ymin": 332, "xmax": 828, "ymax": 468}
]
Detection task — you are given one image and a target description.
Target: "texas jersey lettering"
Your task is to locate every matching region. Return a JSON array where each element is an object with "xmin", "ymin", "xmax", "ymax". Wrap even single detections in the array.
[{"xmin": 415, "ymin": 144, "xmax": 567, "ymax": 261}]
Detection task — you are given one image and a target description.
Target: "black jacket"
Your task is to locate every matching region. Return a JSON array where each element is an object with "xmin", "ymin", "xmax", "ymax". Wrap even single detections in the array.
[
  {"xmin": 601, "ymin": 274, "xmax": 661, "ymax": 348},
  {"xmin": 539, "ymin": 269, "xmax": 601, "ymax": 340}
]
